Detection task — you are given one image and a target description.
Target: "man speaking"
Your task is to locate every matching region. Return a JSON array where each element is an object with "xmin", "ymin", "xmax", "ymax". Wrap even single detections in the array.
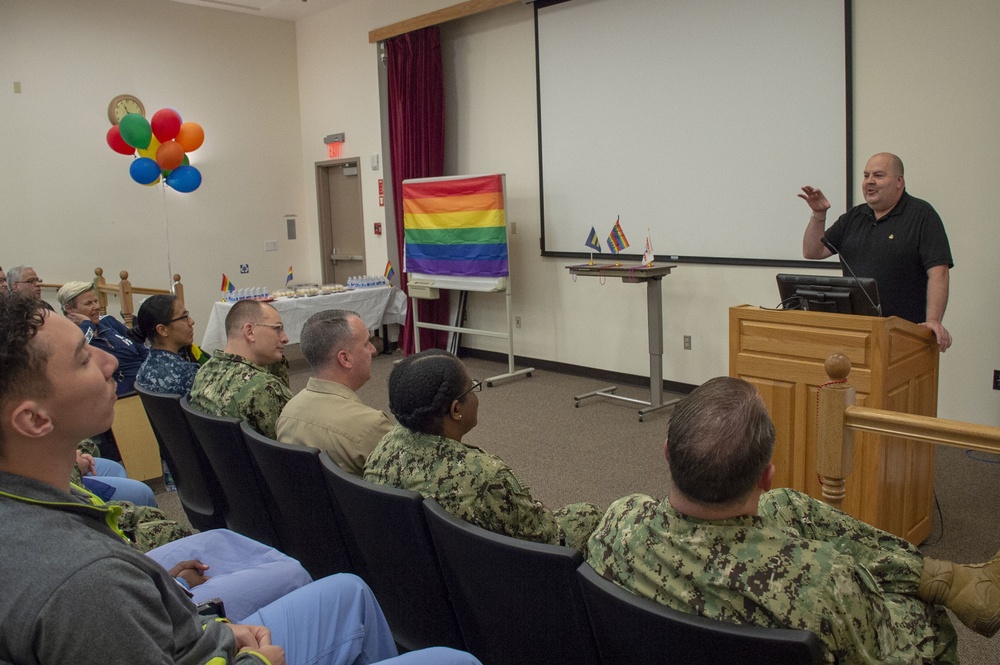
[{"xmin": 800, "ymin": 152, "xmax": 954, "ymax": 351}]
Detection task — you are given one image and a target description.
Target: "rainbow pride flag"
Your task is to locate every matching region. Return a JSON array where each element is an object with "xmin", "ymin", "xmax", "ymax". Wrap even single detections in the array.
[
  {"xmin": 384, "ymin": 261, "xmax": 395, "ymax": 280},
  {"xmin": 402, "ymin": 174, "xmax": 508, "ymax": 277},
  {"xmin": 606, "ymin": 216, "xmax": 630, "ymax": 254},
  {"xmin": 286, "ymin": 266, "xmax": 293, "ymax": 286},
  {"xmin": 220, "ymin": 274, "xmax": 235, "ymax": 293}
]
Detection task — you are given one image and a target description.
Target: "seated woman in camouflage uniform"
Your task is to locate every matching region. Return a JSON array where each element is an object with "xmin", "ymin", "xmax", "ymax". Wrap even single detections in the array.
[
  {"xmin": 134, "ymin": 294, "xmax": 204, "ymax": 395},
  {"xmin": 363, "ymin": 349, "xmax": 601, "ymax": 551}
]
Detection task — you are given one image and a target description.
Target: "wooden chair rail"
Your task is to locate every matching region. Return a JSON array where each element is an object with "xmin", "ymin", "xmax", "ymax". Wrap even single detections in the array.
[
  {"xmin": 817, "ymin": 353, "xmax": 1000, "ymax": 510},
  {"xmin": 42, "ymin": 268, "xmax": 184, "ymax": 327}
]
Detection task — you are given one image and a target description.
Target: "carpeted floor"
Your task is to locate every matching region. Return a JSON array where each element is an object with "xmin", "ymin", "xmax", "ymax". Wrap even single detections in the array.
[{"xmin": 154, "ymin": 350, "xmax": 1000, "ymax": 663}]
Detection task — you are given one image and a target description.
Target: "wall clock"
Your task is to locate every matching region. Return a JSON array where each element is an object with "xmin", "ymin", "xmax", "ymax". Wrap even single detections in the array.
[{"xmin": 108, "ymin": 94, "xmax": 145, "ymax": 125}]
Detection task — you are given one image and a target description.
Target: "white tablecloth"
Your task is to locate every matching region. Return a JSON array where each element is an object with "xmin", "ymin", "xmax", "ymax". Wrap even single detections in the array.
[{"xmin": 200, "ymin": 286, "xmax": 408, "ymax": 352}]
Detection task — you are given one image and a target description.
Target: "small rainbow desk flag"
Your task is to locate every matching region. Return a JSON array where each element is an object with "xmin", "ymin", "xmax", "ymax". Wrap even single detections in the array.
[
  {"xmin": 402, "ymin": 174, "xmax": 508, "ymax": 277},
  {"xmin": 384, "ymin": 261, "xmax": 395, "ymax": 280},
  {"xmin": 221, "ymin": 274, "xmax": 235, "ymax": 293},
  {"xmin": 584, "ymin": 227, "xmax": 602, "ymax": 252},
  {"xmin": 286, "ymin": 266, "xmax": 293, "ymax": 286},
  {"xmin": 607, "ymin": 216, "xmax": 630, "ymax": 254}
]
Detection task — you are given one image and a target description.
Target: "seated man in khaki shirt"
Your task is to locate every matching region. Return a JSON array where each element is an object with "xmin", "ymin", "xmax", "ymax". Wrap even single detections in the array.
[{"xmin": 276, "ymin": 309, "xmax": 392, "ymax": 475}]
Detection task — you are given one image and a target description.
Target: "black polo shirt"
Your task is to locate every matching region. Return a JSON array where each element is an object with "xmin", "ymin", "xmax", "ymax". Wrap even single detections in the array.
[{"xmin": 823, "ymin": 191, "xmax": 953, "ymax": 324}]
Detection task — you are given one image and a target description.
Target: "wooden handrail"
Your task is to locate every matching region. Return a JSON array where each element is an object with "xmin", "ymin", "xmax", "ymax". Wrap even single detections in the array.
[
  {"xmin": 817, "ymin": 353, "xmax": 1000, "ymax": 510},
  {"xmin": 41, "ymin": 268, "xmax": 183, "ymax": 327}
]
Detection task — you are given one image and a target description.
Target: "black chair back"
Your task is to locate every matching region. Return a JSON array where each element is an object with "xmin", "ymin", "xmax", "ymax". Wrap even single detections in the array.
[
  {"xmin": 179, "ymin": 397, "xmax": 281, "ymax": 549},
  {"xmin": 136, "ymin": 385, "xmax": 227, "ymax": 532},
  {"xmin": 242, "ymin": 423, "xmax": 354, "ymax": 578},
  {"xmin": 423, "ymin": 499, "xmax": 600, "ymax": 665},
  {"xmin": 319, "ymin": 453, "xmax": 464, "ymax": 651},
  {"xmin": 576, "ymin": 563, "xmax": 824, "ymax": 665}
]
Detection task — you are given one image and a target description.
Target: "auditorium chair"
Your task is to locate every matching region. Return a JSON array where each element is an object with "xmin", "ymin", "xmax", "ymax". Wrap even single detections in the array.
[
  {"xmin": 136, "ymin": 385, "xmax": 227, "ymax": 532},
  {"xmin": 423, "ymin": 499, "xmax": 600, "ymax": 665},
  {"xmin": 319, "ymin": 452, "xmax": 465, "ymax": 652},
  {"xmin": 179, "ymin": 397, "xmax": 282, "ymax": 549},
  {"xmin": 576, "ymin": 563, "xmax": 824, "ymax": 664},
  {"xmin": 242, "ymin": 423, "xmax": 354, "ymax": 579}
]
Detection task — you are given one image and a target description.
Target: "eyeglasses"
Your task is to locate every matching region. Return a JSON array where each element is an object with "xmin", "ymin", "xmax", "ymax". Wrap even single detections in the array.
[
  {"xmin": 455, "ymin": 380, "xmax": 483, "ymax": 401},
  {"xmin": 252, "ymin": 322, "xmax": 285, "ymax": 334},
  {"xmin": 15, "ymin": 278, "xmax": 42, "ymax": 285},
  {"xmin": 168, "ymin": 311, "xmax": 193, "ymax": 324}
]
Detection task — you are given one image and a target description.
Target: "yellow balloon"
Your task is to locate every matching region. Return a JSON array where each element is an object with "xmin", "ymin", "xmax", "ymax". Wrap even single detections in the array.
[
  {"xmin": 137, "ymin": 135, "xmax": 162, "ymax": 159},
  {"xmin": 144, "ymin": 177, "xmax": 162, "ymax": 187}
]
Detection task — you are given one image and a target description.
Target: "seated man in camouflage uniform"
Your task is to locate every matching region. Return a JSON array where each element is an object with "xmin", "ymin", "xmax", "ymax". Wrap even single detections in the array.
[
  {"xmin": 364, "ymin": 349, "xmax": 601, "ymax": 551},
  {"xmin": 587, "ymin": 376, "xmax": 1000, "ymax": 663},
  {"xmin": 189, "ymin": 299, "xmax": 293, "ymax": 438}
]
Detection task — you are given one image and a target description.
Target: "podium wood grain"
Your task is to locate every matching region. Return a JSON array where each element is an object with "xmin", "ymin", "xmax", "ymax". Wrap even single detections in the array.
[{"xmin": 729, "ymin": 305, "xmax": 938, "ymax": 544}]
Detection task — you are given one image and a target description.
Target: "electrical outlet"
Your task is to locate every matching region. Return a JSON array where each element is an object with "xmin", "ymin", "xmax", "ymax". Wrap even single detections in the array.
[
  {"xmin": 994, "ymin": 370, "xmax": 1000, "ymax": 391},
  {"xmin": 515, "ymin": 316, "xmax": 522, "ymax": 328},
  {"xmin": 683, "ymin": 335, "xmax": 692, "ymax": 350},
  {"xmin": 240, "ymin": 264, "xmax": 249, "ymax": 274},
  {"xmin": 264, "ymin": 241, "xmax": 278, "ymax": 252}
]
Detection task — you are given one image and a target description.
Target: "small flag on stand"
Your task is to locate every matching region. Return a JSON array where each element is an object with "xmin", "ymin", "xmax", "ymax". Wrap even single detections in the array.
[
  {"xmin": 606, "ymin": 216, "xmax": 630, "ymax": 254},
  {"xmin": 221, "ymin": 274, "xmax": 235, "ymax": 293},
  {"xmin": 584, "ymin": 227, "xmax": 602, "ymax": 252},
  {"xmin": 641, "ymin": 231, "xmax": 654, "ymax": 266},
  {"xmin": 286, "ymin": 266, "xmax": 294, "ymax": 286},
  {"xmin": 384, "ymin": 261, "xmax": 395, "ymax": 280}
]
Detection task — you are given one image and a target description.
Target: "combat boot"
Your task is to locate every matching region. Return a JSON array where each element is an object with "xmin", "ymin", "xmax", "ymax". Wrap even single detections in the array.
[{"xmin": 918, "ymin": 553, "xmax": 1000, "ymax": 637}]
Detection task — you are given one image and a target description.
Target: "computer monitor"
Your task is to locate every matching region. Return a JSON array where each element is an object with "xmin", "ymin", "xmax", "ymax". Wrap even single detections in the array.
[{"xmin": 776, "ymin": 273, "xmax": 882, "ymax": 317}]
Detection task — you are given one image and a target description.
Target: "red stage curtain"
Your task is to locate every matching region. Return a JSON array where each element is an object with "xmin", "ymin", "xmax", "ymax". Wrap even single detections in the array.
[{"xmin": 386, "ymin": 26, "xmax": 449, "ymax": 354}]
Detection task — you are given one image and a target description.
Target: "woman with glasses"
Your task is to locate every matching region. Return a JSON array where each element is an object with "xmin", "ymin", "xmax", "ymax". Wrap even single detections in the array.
[
  {"xmin": 134, "ymin": 294, "xmax": 205, "ymax": 395},
  {"xmin": 364, "ymin": 349, "xmax": 601, "ymax": 551},
  {"xmin": 58, "ymin": 281, "xmax": 149, "ymax": 396}
]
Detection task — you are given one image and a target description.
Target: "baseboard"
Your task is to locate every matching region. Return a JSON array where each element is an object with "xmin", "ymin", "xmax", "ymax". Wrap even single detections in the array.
[{"xmin": 458, "ymin": 347, "xmax": 697, "ymax": 396}]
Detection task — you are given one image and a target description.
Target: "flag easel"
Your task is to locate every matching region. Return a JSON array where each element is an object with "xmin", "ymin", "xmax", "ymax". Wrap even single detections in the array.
[{"xmin": 403, "ymin": 173, "xmax": 533, "ymax": 387}]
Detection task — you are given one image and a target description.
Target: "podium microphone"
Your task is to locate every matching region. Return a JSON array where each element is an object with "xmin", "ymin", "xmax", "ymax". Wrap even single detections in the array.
[{"xmin": 821, "ymin": 237, "xmax": 882, "ymax": 316}]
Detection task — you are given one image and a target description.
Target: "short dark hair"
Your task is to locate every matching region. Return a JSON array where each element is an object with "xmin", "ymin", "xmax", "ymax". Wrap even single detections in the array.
[
  {"xmin": 300, "ymin": 309, "xmax": 356, "ymax": 370},
  {"xmin": 388, "ymin": 349, "xmax": 468, "ymax": 436},
  {"xmin": 667, "ymin": 376, "xmax": 775, "ymax": 506},
  {"xmin": 134, "ymin": 294, "xmax": 178, "ymax": 344},
  {"xmin": 224, "ymin": 299, "xmax": 269, "ymax": 338},
  {"xmin": 0, "ymin": 295, "xmax": 53, "ymax": 446}
]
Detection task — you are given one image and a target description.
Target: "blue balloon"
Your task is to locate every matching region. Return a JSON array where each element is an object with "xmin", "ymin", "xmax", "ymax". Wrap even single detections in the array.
[
  {"xmin": 166, "ymin": 164, "xmax": 202, "ymax": 193},
  {"xmin": 129, "ymin": 157, "xmax": 162, "ymax": 185}
]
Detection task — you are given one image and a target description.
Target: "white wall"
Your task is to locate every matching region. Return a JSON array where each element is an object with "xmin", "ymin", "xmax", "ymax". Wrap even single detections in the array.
[
  {"xmin": 297, "ymin": 0, "xmax": 1000, "ymax": 426},
  {"xmin": 0, "ymin": 0, "xmax": 308, "ymax": 332},
  {"xmin": 5, "ymin": 0, "xmax": 997, "ymax": 426}
]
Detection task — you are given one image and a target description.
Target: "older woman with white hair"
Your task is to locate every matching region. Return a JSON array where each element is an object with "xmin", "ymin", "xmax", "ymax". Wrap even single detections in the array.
[{"xmin": 57, "ymin": 280, "xmax": 149, "ymax": 396}]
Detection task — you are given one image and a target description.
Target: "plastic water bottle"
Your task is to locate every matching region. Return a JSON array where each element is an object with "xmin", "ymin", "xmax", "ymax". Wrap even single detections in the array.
[{"xmin": 162, "ymin": 460, "xmax": 177, "ymax": 492}]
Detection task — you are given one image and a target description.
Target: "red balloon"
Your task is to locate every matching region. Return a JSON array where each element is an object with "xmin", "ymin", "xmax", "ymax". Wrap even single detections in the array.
[
  {"xmin": 155, "ymin": 140, "xmax": 186, "ymax": 171},
  {"xmin": 106, "ymin": 126, "xmax": 134, "ymax": 155},
  {"xmin": 151, "ymin": 108, "xmax": 182, "ymax": 143},
  {"xmin": 176, "ymin": 122, "xmax": 205, "ymax": 152}
]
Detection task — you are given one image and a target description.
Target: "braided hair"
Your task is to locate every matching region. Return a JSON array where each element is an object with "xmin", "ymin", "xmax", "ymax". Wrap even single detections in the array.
[{"xmin": 388, "ymin": 349, "xmax": 469, "ymax": 436}]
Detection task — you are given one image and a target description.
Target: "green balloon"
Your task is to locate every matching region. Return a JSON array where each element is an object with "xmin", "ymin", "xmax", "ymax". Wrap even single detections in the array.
[{"xmin": 119, "ymin": 113, "xmax": 152, "ymax": 150}]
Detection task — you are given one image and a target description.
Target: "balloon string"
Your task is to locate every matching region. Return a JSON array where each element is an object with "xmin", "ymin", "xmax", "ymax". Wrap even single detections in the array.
[{"xmin": 160, "ymin": 182, "xmax": 174, "ymax": 292}]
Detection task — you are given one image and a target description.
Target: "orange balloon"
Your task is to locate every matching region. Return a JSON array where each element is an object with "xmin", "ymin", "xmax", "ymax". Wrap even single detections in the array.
[
  {"xmin": 156, "ymin": 141, "xmax": 185, "ymax": 170},
  {"xmin": 176, "ymin": 122, "xmax": 205, "ymax": 152}
]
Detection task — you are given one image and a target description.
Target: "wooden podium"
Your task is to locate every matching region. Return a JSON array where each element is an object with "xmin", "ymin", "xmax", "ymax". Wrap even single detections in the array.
[{"xmin": 729, "ymin": 305, "xmax": 939, "ymax": 544}]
